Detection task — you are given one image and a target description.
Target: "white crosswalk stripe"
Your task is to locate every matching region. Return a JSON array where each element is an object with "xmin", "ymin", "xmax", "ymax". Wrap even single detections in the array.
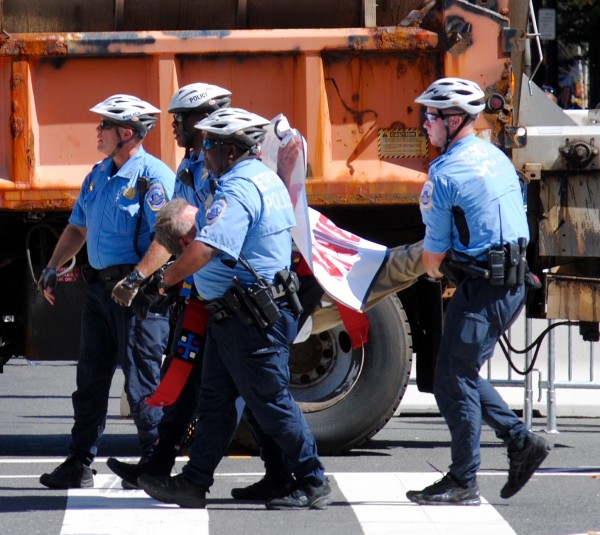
[
  {"xmin": 59, "ymin": 473, "xmax": 516, "ymax": 535},
  {"xmin": 60, "ymin": 475, "xmax": 208, "ymax": 535},
  {"xmin": 335, "ymin": 473, "xmax": 516, "ymax": 535}
]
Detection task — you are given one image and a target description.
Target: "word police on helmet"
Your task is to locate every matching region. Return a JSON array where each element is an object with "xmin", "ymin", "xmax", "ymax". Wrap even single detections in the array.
[
  {"xmin": 90, "ymin": 94, "xmax": 160, "ymax": 138},
  {"xmin": 168, "ymin": 83, "xmax": 232, "ymax": 114}
]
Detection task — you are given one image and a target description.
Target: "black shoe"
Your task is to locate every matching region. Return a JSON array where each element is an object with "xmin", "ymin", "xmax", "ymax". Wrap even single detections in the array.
[
  {"xmin": 266, "ymin": 478, "xmax": 332, "ymax": 510},
  {"xmin": 231, "ymin": 475, "xmax": 295, "ymax": 501},
  {"xmin": 40, "ymin": 456, "xmax": 95, "ymax": 489},
  {"xmin": 501, "ymin": 432, "xmax": 552, "ymax": 499},
  {"xmin": 406, "ymin": 474, "xmax": 481, "ymax": 506},
  {"xmin": 138, "ymin": 473, "xmax": 207, "ymax": 508},
  {"xmin": 107, "ymin": 457, "xmax": 171, "ymax": 490}
]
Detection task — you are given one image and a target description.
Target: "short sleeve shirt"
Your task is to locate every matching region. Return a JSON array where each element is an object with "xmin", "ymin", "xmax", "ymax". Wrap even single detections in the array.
[
  {"xmin": 70, "ymin": 147, "xmax": 175, "ymax": 269},
  {"xmin": 419, "ymin": 134, "xmax": 529, "ymax": 261},
  {"xmin": 192, "ymin": 158, "xmax": 295, "ymax": 300}
]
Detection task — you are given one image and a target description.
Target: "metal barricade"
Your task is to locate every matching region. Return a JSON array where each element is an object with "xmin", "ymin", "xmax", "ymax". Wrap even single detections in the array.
[
  {"xmin": 486, "ymin": 314, "xmax": 600, "ymax": 433},
  {"xmin": 406, "ymin": 312, "xmax": 599, "ymax": 432}
]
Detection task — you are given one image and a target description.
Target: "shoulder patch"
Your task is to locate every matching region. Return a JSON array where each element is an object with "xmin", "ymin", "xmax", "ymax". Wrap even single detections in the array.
[
  {"xmin": 146, "ymin": 183, "xmax": 167, "ymax": 211},
  {"xmin": 420, "ymin": 180, "xmax": 434, "ymax": 212},
  {"xmin": 206, "ymin": 199, "xmax": 227, "ymax": 225}
]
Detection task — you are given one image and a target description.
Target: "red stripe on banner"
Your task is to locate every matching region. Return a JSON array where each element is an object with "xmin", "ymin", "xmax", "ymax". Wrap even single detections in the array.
[
  {"xmin": 145, "ymin": 358, "xmax": 194, "ymax": 407},
  {"xmin": 182, "ymin": 298, "xmax": 209, "ymax": 334},
  {"xmin": 336, "ymin": 302, "xmax": 370, "ymax": 350},
  {"xmin": 145, "ymin": 299, "xmax": 209, "ymax": 407}
]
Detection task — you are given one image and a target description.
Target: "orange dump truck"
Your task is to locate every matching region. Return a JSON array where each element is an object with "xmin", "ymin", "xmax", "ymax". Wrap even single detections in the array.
[{"xmin": 1, "ymin": 0, "xmax": 598, "ymax": 453}]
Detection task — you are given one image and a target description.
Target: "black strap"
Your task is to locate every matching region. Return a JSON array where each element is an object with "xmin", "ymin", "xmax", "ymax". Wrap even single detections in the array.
[
  {"xmin": 134, "ymin": 176, "xmax": 150, "ymax": 259},
  {"xmin": 238, "ymin": 253, "xmax": 265, "ymax": 283}
]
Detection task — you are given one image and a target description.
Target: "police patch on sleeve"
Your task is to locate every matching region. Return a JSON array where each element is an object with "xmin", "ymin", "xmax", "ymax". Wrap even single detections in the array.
[
  {"xmin": 206, "ymin": 199, "xmax": 227, "ymax": 225},
  {"xmin": 420, "ymin": 180, "xmax": 434, "ymax": 211},
  {"xmin": 146, "ymin": 183, "xmax": 167, "ymax": 211}
]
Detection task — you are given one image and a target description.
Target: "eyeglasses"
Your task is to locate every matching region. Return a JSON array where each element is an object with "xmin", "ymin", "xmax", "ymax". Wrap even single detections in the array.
[
  {"xmin": 173, "ymin": 113, "xmax": 185, "ymax": 124},
  {"xmin": 424, "ymin": 112, "xmax": 442, "ymax": 124},
  {"xmin": 202, "ymin": 138, "xmax": 225, "ymax": 151},
  {"xmin": 99, "ymin": 119, "xmax": 118, "ymax": 130}
]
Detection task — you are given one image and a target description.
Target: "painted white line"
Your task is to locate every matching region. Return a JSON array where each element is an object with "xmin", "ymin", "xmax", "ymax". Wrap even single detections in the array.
[
  {"xmin": 334, "ymin": 472, "xmax": 517, "ymax": 535},
  {"xmin": 60, "ymin": 475, "xmax": 208, "ymax": 535}
]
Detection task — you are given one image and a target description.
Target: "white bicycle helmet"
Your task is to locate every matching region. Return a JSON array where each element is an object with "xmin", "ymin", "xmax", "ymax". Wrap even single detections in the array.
[
  {"xmin": 168, "ymin": 83, "xmax": 232, "ymax": 114},
  {"xmin": 415, "ymin": 78, "xmax": 485, "ymax": 116},
  {"xmin": 90, "ymin": 94, "xmax": 160, "ymax": 137},
  {"xmin": 194, "ymin": 107, "xmax": 270, "ymax": 149}
]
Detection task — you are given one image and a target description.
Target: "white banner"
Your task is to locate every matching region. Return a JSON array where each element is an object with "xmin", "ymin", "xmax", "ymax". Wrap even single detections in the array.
[{"xmin": 262, "ymin": 114, "xmax": 388, "ymax": 311}]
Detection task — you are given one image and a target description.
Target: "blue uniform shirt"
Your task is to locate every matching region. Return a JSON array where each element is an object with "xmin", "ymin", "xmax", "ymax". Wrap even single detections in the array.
[
  {"xmin": 192, "ymin": 158, "xmax": 295, "ymax": 300},
  {"xmin": 70, "ymin": 147, "xmax": 175, "ymax": 269},
  {"xmin": 174, "ymin": 150, "xmax": 212, "ymax": 298},
  {"xmin": 174, "ymin": 150, "xmax": 213, "ymax": 211},
  {"xmin": 419, "ymin": 134, "xmax": 528, "ymax": 261}
]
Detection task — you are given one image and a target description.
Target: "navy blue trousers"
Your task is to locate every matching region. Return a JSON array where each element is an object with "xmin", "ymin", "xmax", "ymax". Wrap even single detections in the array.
[
  {"xmin": 69, "ymin": 281, "xmax": 169, "ymax": 464},
  {"xmin": 183, "ymin": 306, "xmax": 325, "ymax": 489},
  {"xmin": 434, "ymin": 278, "xmax": 529, "ymax": 484}
]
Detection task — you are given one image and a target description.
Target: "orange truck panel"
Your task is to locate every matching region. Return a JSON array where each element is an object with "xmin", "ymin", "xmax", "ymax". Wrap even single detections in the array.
[{"xmin": 0, "ymin": 27, "xmax": 443, "ymax": 209}]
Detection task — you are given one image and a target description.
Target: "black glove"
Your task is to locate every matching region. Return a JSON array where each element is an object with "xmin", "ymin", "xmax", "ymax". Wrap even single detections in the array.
[
  {"xmin": 37, "ymin": 267, "xmax": 57, "ymax": 292},
  {"xmin": 131, "ymin": 272, "xmax": 178, "ymax": 320}
]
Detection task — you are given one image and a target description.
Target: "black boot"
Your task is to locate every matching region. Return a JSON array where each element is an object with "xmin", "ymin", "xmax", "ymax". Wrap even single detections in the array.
[
  {"xmin": 406, "ymin": 473, "xmax": 480, "ymax": 506},
  {"xmin": 40, "ymin": 456, "xmax": 95, "ymax": 489},
  {"xmin": 231, "ymin": 474, "xmax": 295, "ymax": 501},
  {"xmin": 138, "ymin": 473, "xmax": 207, "ymax": 508},
  {"xmin": 107, "ymin": 456, "xmax": 172, "ymax": 490},
  {"xmin": 501, "ymin": 432, "xmax": 552, "ymax": 499}
]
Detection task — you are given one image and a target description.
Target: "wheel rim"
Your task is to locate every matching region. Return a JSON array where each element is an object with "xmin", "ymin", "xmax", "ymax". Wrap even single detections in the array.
[{"xmin": 289, "ymin": 324, "xmax": 364, "ymax": 412}]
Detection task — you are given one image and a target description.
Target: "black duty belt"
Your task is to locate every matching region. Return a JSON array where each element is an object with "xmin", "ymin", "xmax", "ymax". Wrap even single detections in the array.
[
  {"xmin": 205, "ymin": 280, "xmax": 288, "ymax": 323},
  {"xmin": 82, "ymin": 264, "xmax": 135, "ymax": 284}
]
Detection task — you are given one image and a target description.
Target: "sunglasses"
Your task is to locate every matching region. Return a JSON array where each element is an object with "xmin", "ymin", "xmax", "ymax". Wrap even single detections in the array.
[
  {"xmin": 202, "ymin": 138, "xmax": 225, "ymax": 151},
  {"xmin": 424, "ymin": 112, "xmax": 442, "ymax": 124},
  {"xmin": 173, "ymin": 113, "xmax": 185, "ymax": 124},
  {"xmin": 99, "ymin": 119, "xmax": 118, "ymax": 130}
]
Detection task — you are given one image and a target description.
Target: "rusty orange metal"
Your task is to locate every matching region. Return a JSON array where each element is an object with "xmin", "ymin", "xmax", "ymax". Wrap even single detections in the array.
[
  {"xmin": 0, "ymin": 10, "xmax": 512, "ymax": 212},
  {"xmin": 0, "ymin": 27, "xmax": 440, "ymax": 211}
]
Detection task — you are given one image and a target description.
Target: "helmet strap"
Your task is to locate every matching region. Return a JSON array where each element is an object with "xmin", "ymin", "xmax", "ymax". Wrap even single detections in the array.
[
  {"xmin": 108, "ymin": 130, "xmax": 124, "ymax": 159},
  {"xmin": 441, "ymin": 112, "xmax": 470, "ymax": 153},
  {"xmin": 213, "ymin": 143, "xmax": 253, "ymax": 177},
  {"xmin": 182, "ymin": 125, "xmax": 195, "ymax": 151},
  {"xmin": 108, "ymin": 126, "xmax": 138, "ymax": 159}
]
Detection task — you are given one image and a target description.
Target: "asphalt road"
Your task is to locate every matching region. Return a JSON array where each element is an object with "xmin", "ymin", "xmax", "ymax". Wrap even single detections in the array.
[{"xmin": 1, "ymin": 358, "xmax": 599, "ymax": 535}]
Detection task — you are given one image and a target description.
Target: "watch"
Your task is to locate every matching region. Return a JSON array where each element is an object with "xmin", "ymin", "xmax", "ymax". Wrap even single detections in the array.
[{"xmin": 125, "ymin": 269, "xmax": 145, "ymax": 289}]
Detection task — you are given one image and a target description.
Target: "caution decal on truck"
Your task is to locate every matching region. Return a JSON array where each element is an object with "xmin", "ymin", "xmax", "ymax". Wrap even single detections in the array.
[{"xmin": 378, "ymin": 129, "xmax": 428, "ymax": 159}]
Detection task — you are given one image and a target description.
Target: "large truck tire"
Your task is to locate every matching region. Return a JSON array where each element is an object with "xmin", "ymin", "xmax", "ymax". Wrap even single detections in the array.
[{"xmin": 233, "ymin": 294, "xmax": 413, "ymax": 455}]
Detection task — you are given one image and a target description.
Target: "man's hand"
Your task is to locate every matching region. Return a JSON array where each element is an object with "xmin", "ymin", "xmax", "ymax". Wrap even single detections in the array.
[
  {"xmin": 131, "ymin": 270, "xmax": 177, "ymax": 320},
  {"xmin": 37, "ymin": 267, "xmax": 58, "ymax": 305},
  {"xmin": 111, "ymin": 269, "xmax": 146, "ymax": 306}
]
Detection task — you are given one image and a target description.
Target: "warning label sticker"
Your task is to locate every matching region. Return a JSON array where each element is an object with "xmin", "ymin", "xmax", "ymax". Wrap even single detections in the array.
[{"xmin": 378, "ymin": 129, "xmax": 428, "ymax": 159}]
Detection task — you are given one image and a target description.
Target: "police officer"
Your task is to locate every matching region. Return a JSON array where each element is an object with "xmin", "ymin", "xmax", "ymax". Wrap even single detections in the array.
[
  {"xmin": 107, "ymin": 83, "xmax": 233, "ymax": 489},
  {"xmin": 405, "ymin": 78, "xmax": 551, "ymax": 506},
  {"xmin": 38, "ymin": 94, "xmax": 175, "ymax": 489},
  {"xmin": 111, "ymin": 83, "xmax": 232, "ymax": 304},
  {"xmin": 136, "ymin": 108, "xmax": 332, "ymax": 510}
]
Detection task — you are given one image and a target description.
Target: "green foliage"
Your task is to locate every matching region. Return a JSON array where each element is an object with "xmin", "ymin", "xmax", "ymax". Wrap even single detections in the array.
[{"xmin": 557, "ymin": 0, "xmax": 600, "ymax": 44}]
